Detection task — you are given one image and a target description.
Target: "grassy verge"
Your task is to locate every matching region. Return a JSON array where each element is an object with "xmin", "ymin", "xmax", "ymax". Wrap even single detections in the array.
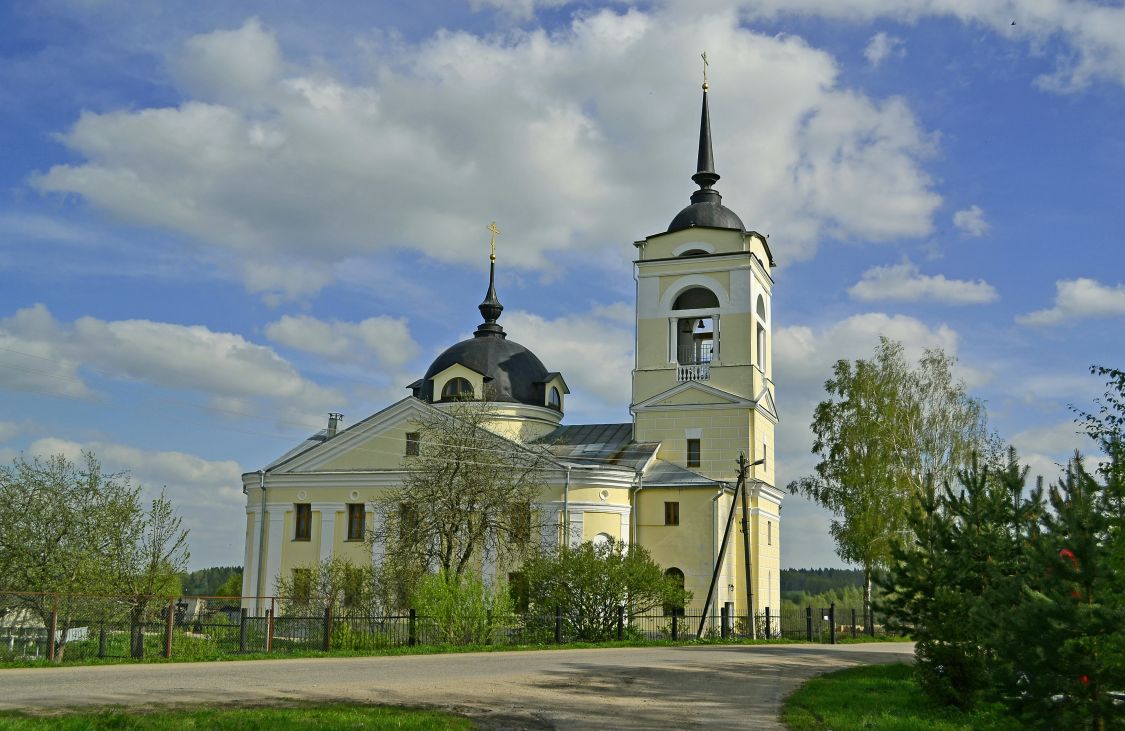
[
  {"xmin": 0, "ymin": 704, "xmax": 472, "ymax": 730},
  {"xmin": 781, "ymin": 663, "xmax": 1020, "ymax": 731},
  {"xmin": 0, "ymin": 635, "xmax": 812, "ymax": 669}
]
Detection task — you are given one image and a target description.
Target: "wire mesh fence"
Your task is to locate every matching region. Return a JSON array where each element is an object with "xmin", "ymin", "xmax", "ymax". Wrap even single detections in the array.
[{"xmin": 0, "ymin": 592, "xmax": 898, "ymax": 663}]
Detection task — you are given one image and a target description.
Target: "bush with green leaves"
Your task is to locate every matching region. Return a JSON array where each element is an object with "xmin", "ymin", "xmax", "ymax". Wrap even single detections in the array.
[
  {"xmin": 410, "ymin": 570, "xmax": 511, "ymax": 645},
  {"xmin": 520, "ymin": 539, "xmax": 691, "ymax": 642}
]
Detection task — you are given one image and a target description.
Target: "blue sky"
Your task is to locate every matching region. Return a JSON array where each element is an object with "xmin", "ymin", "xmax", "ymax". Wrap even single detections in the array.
[{"xmin": 2, "ymin": 0, "xmax": 1123, "ymax": 570}]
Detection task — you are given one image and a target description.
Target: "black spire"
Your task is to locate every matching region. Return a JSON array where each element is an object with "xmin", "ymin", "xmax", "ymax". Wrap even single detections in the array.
[
  {"xmin": 689, "ymin": 85, "xmax": 722, "ymax": 205},
  {"xmin": 475, "ymin": 255, "xmax": 506, "ymax": 338}
]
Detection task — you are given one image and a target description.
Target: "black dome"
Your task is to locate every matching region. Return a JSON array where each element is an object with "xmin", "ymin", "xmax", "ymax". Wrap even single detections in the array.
[
  {"xmin": 422, "ymin": 334, "xmax": 551, "ymax": 406},
  {"xmin": 668, "ymin": 199, "xmax": 745, "ymax": 233}
]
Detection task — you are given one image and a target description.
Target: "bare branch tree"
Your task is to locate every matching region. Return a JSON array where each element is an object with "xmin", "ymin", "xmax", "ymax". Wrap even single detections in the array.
[{"xmin": 369, "ymin": 401, "xmax": 555, "ymax": 607}]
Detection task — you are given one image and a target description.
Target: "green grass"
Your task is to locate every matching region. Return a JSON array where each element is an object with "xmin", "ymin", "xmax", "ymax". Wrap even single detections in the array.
[
  {"xmin": 781, "ymin": 663, "xmax": 1021, "ymax": 731},
  {"xmin": 0, "ymin": 704, "xmax": 472, "ymax": 730}
]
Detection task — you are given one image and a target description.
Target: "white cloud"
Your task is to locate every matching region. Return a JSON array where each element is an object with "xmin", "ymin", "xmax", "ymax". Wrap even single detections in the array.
[
  {"xmin": 1017, "ymin": 278, "xmax": 1125, "ymax": 326},
  {"xmin": 848, "ymin": 259, "xmax": 998, "ymax": 304},
  {"xmin": 503, "ymin": 304, "xmax": 633, "ymax": 423},
  {"xmin": 0, "ymin": 304, "xmax": 341, "ymax": 426},
  {"xmin": 1010, "ymin": 420, "xmax": 1091, "ymax": 457},
  {"xmin": 266, "ymin": 313, "xmax": 420, "ymax": 369},
  {"xmin": 0, "ymin": 421, "xmax": 20, "ymax": 443},
  {"xmin": 25, "ymin": 437, "xmax": 246, "ymax": 569},
  {"xmin": 477, "ymin": 1, "xmax": 1125, "ymax": 92},
  {"xmin": 172, "ymin": 17, "xmax": 283, "ymax": 105},
  {"xmin": 864, "ymin": 32, "xmax": 904, "ymax": 66},
  {"xmin": 953, "ymin": 204, "xmax": 989, "ymax": 237},
  {"xmin": 32, "ymin": 12, "xmax": 942, "ymax": 299}
]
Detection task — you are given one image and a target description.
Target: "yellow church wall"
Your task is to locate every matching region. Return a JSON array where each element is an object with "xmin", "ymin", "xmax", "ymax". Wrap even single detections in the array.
[
  {"xmin": 635, "ymin": 408, "xmax": 750, "ymax": 482},
  {"xmin": 479, "ymin": 403, "xmax": 561, "ymax": 442},
  {"xmin": 320, "ymin": 426, "xmax": 416, "ymax": 471},
  {"xmin": 566, "ymin": 486, "xmax": 629, "ymax": 505},
  {"xmin": 333, "ymin": 509, "xmax": 373, "ymax": 564},
  {"xmin": 638, "ymin": 227, "xmax": 747, "ymax": 260},
  {"xmin": 280, "ymin": 509, "xmax": 321, "ymax": 571},
  {"xmin": 635, "ymin": 487, "xmax": 725, "ymax": 610},
  {"xmin": 657, "ymin": 269, "xmax": 731, "ymax": 303},
  {"xmin": 582, "ymin": 511, "xmax": 623, "ymax": 541}
]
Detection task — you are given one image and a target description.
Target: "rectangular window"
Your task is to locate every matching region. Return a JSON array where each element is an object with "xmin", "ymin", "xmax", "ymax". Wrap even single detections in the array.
[
  {"xmin": 347, "ymin": 503, "xmax": 365, "ymax": 540},
  {"xmin": 508, "ymin": 571, "xmax": 529, "ymax": 613},
  {"xmin": 399, "ymin": 503, "xmax": 418, "ymax": 541},
  {"xmin": 768, "ymin": 520, "xmax": 772, "ymax": 546},
  {"xmin": 509, "ymin": 503, "xmax": 532, "ymax": 543},
  {"xmin": 405, "ymin": 432, "xmax": 420, "ymax": 456},
  {"xmin": 664, "ymin": 501, "xmax": 680, "ymax": 526},
  {"xmin": 686, "ymin": 438, "xmax": 701, "ymax": 467},
  {"xmin": 342, "ymin": 566, "xmax": 364, "ymax": 608},
  {"xmin": 294, "ymin": 503, "xmax": 311, "ymax": 541},
  {"xmin": 292, "ymin": 568, "xmax": 312, "ymax": 602}
]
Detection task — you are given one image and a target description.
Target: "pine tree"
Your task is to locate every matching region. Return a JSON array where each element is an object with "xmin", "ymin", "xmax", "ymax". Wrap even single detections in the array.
[{"xmin": 1000, "ymin": 456, "xmax": 1121, "ymax": 730}]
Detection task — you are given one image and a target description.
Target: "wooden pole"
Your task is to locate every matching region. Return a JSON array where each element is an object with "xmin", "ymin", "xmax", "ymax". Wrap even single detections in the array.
[{"xmin": 697, "ymin": 455, "xmax": 749, "ymax": 639}]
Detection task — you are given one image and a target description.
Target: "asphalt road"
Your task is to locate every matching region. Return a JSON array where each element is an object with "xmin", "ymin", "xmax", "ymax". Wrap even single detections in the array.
[{"xmin": 0, "ymin": 642, "xmax": 913, "ymax": 729}]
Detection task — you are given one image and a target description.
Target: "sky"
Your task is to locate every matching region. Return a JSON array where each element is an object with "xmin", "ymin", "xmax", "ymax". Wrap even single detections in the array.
[{"xmin": 1, "ymin": 0, "xmax": 1123, "ymax": 571}]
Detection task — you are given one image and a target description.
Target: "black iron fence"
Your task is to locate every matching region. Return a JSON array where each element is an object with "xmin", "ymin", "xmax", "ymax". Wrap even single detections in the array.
[{"xmin": 0, "ymin": 593, "xmax": 896, "ymax": 663}]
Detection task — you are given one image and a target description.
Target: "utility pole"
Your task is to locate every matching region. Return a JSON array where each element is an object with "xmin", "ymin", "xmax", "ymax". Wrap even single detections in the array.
[{"xmin": 697, "ymin": 453, "xmax": 750, "ymax": 639}]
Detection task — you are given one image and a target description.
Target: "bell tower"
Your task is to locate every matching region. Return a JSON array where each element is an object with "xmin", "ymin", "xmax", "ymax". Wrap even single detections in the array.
[{"xmin": 630, "ymin": 74, "xmax": 783, "ymax": 618}]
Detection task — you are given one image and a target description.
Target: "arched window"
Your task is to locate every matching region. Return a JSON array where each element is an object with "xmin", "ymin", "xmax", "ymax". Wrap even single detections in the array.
[
  {"xmin": 756, "ymin": 295, "xmax": 768, "ymax": 371},
  {"xmin": 592, "ymin": 532, "xmax": 613, "ymax": 547},
  {"xmin": 664, "ymin": 568, "xmax": 686, "ymax": 616},
  {"xmin": 441, "ymin": 377, "xmax": 474, "ymax": 401},
  {"xmin": 756, "ymin": 294, "xmax": 767, "ymax": 319},
  {"xmin": 673, "ymin": 287, "xmax": 720, "ymax": 310},
  {"xmin": 678, "ymin": 248, "xmax": 708, "ymax": 257},
  {"xmin": 547, "ymin": 386, "xmax": 562, "ymax": 410}
]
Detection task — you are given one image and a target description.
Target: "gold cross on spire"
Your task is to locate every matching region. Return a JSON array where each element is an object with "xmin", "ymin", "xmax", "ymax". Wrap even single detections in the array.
[
  {"xmin": 487, "ymin": 221, "xmax": 501, "ymax": 262},
  {"xmin": 701, "ymin": 51, "xmax": 709, "ymax": 91}
]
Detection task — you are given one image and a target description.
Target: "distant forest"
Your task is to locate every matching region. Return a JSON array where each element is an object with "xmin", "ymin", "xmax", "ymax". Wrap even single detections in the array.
[
  {"xmin": 780, "ymin": 568, "xmax": 864, "ymax": 597},
  {"xmin": 180, "ymin": 566, "xmax": 242, "ymax": 596}
]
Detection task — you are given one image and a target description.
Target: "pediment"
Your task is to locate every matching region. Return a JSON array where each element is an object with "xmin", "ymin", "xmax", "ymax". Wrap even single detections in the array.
[
  {"xmin": 270, "ymin": 397, "xmax": 431, "ymax": 474},
  {"xmin": 632, "ymin": 381, "xmax": 752, "ymax": 411}
]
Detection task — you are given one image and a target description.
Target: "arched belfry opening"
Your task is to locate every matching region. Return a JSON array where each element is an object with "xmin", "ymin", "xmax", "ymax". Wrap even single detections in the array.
[
  {"xmin": 756, "ymin": 294, "xmax": 768, "ymax": 372},
  {"xmin": 672, "ymin": 287, "xmax": 719, "ymax": 380}
]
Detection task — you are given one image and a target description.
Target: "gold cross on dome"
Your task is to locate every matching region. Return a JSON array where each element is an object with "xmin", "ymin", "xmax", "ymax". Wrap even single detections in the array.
[
  {"xmin": 701, "ymin": 51, "xmax": 709, "ymax": 90},
  {"xmin": 487, "ymin": 221, "xmax": 501, "ymax": 261}
]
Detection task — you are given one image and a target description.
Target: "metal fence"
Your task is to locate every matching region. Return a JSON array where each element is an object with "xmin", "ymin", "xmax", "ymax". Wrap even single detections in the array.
[{"xmin": 0, "ymin": 593, "xmax": 895, "ymax": 663}]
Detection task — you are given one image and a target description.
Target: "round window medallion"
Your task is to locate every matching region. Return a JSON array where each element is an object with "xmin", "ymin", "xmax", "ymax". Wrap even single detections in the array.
[
  {"xmin": 599, "ymin": 489, "xmax": 610, "ymax": 502},
  {"xmin": 349, "ymin": 490, "xmax": 360, "ymax": 501},
  {"xmin": 296, "ymin": 490, "xmax": 308, "ymax": 501}
]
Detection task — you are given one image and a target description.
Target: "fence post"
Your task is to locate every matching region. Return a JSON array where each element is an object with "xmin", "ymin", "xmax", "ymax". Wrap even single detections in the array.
[
  {"xmin": 805, "ymin": 606, "xmax": 813, "ymax": 642},
  {"xmin": 616, "ymin": 605, "xmax": 624, "ymax": 641},
  {"xmin": 164, "ymin": 598, "xmax": 175, "ymax": 659},
  {"xmin": 554, "ymin": 606, "xmax": 563, "ymax": 644},
  {"xmin": 239, "ymin": 608, "xmax": 249, "ymax": 653},
  {"xmin": 851, "ymin": 609, "xmax": 857, "ymax": 638},
  {"xmin": 408, "ymin": 608, "xmax": 416, "ymax": 647},
  {"xmin": 764, "ymin": 607, "xmax": 771, "ymax": 639},
  {"xmin": 97, "ymin": 622, "xmax": 107, "ymax": 658},
  {"xmin": 47, "ymin": 609, "xmax": 58, "ymax": 661},
  {"xmin": 322, "ymin": 606, "xmax": 333, "ymax": 651},
  {"xmin": 720, "ymin": 604, "xmax": 730, "ymax": 639},
  {"xmin": 266, "ymin": 608, "xmax": 274, "ymax": 653},
  {"xmin": 829, "ymin": 603, "xmax": 837, "ymax": 645},
  {"xmin": 671, "ymin": 613, "xmax": 679, "ymax": 641}
]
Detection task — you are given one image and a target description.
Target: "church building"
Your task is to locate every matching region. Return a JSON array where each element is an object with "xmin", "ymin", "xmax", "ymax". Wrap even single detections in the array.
[{"xmin": 240, "ymin": 79, "xmax": 783, "ymax": 621}]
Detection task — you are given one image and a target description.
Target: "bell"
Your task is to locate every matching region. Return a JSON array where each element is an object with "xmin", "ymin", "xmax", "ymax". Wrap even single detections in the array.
[{"xmin": 696, "ymin": 319, "xmax": 705, "ymax": 330}]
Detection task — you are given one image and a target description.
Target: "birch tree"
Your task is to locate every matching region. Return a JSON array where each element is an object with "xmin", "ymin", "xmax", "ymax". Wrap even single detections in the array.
[{"xmin": 788, "ymin": 338, "xmax": 988, "ymax": 631}]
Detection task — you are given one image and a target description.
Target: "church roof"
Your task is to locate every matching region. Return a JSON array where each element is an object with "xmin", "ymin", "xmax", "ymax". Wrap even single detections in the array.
[
  {"xmin": 667, "ymin": 82, "xmax": 745, "ymax": 234},
  {"xmin": 536, "ymin": 423, "xmax": 720, "ymax": 486}
]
